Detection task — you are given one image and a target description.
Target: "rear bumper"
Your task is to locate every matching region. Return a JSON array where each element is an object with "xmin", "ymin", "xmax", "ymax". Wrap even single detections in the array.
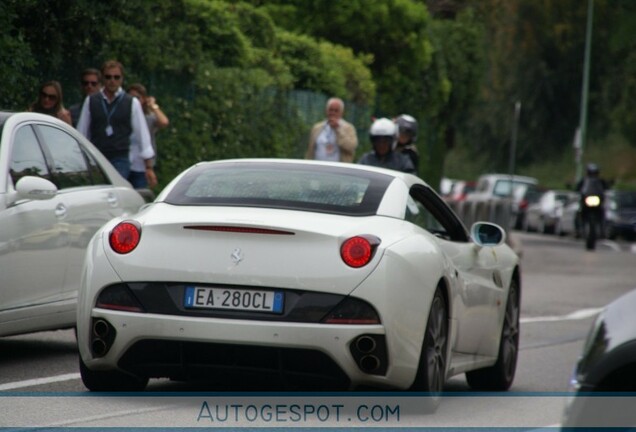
[{"xmin": 79, "ymin": 310, "xmax": 415, "ymax": 390}]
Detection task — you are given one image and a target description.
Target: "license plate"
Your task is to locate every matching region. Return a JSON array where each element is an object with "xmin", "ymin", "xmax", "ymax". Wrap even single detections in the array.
[{"xmin": 184, "ymin": 286, "xmax": 284, "ymax": 313}]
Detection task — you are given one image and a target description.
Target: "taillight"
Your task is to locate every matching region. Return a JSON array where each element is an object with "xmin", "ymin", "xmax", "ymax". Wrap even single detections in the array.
[
  {"xmin": 109, "ymin": 221, "xmax": 141, "ymax": 254},
  {"xmin": 340, "ymin": 235, "xmax": 380, "ymax": 268}
]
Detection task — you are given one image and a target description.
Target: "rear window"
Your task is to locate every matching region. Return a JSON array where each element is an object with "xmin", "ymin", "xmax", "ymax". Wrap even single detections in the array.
[
  {"xmin": 493, "ymin": 179, "xmax": 535, "ymax": 198},
  {"xmin": 164, "ymin": 162, "xmax": 394, "ymax": 216}
]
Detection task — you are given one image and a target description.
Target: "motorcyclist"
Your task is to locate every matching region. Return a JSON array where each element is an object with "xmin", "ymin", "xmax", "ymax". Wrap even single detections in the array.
[
  {"xmin": 576, "ymin": 163, "xmax": 609, "ymax": 200},
  {"xmin": 394, "ymin": 114, "xmax": 420, "ymax": 172},
  {"xmin": 575, "ymin": 163, "xmax": 610, "ymax": 242},
  {"xmin": 357, "ymin": 117, "xmax": 416, "ymax": 174}
]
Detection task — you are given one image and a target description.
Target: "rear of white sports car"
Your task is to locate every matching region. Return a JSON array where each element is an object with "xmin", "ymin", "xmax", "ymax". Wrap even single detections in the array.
[{"xmin": 77, "ymin": 161, "xmax": 447, "ymax": 391}]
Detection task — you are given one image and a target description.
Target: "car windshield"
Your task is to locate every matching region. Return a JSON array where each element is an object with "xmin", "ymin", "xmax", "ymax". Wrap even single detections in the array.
[{"xmin": 163, "ymin": 162, "xmax": 395, "ymax": 216}]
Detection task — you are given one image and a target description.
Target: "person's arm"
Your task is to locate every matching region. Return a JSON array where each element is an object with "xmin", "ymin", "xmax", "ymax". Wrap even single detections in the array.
[
  {"xmin": 131, "ymin": 98, "xmax": 157, "ymax": 188},
  {"xmin": 147, "ymin": 96, "xmax": 169, "ymax": 129},
  {"xmin": 403, "ymin": 156, "xmax": 416, "ymax": 174},
  {"xmin": 76, "ymin": 97, "xmax": 92, "ymax": 137},
  {"xmin": 59, "ymin": 108, "xmax": 72, "ymax": 125},
  {"xmin": 575, "ymin": 179, "xmax": 583, "ymax": 192},
  {"xmin": 305, "ymin": 122, "xmax": 322, "ymax": 160},
  {"xmin": 336, "ymin": 120, "xmax": 358, "ymax": 163}
]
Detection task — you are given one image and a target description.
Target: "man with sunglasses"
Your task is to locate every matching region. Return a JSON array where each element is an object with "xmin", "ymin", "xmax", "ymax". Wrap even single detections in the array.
[
  {"xmin": 69, "ymin": 68, "xmax": 101, "ymax": 127},
  {"xmin": 77, "ymin": 60, "xmax": 156, "ymax": 188}
]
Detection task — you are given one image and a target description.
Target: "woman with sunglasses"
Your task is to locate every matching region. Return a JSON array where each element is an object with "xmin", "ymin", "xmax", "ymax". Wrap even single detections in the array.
[{"xmin": 28, "ymin": 80, "xmax": 72, "ymax": 125}]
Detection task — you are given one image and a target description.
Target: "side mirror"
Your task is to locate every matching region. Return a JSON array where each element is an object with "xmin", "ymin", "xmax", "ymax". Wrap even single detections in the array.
[
  {"xmin": 471, "ymin": 222, "xmax": 506, "ymax": 247},
  {"xmin": 15, "ymin": 176, "xmax": 58, "ymax": 201}
]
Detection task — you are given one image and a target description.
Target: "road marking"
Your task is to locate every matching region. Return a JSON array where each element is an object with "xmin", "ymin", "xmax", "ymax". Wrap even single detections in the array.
[
  {"xmin": 521, "ymin": 307, "xmax": 603, "ymax": 324},
  {"xmin": 0, "ymin": 372, "xmax": 80, "ymax": 391},
  {"xmin": 600, "ymin": 240, "xmax": 622, "ymax": 252}
]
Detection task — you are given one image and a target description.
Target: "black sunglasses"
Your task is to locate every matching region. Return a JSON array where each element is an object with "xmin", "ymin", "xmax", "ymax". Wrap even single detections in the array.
[
  {"xmin": 40, "ymin": 91, "xmax": 58, "ymax": 101},
  {"xmin": 104, "ymin": 74, "xmax": 122, "ymax": 81},
  {"xmin": 83, "ymin": 80, "xmax": 99, "ymax": 86}
]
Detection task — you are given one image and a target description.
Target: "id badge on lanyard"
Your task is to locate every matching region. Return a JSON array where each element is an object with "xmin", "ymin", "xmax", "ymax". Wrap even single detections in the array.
[{"xmin": 102, "ymin": 95, "xmax": 122, "ymax": 137}]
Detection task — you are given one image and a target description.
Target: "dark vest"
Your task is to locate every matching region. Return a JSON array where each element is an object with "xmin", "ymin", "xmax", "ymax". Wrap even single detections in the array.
[{"xmin": 88, "ymin": 92, "xmax": 134, "ymax": 160}]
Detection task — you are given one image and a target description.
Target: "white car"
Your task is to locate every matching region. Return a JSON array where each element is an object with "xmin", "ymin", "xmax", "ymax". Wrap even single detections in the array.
[
  {"xmin": 0, "ymin": 111, "xmax": 145, "ymax": 337},
  {"xmin": 461, "ymin": 173, "xmax": 538, "ymax": 229},
  {"xmin": 524, "ymin": 190, "xmax": 576, "ymax": 234},
  {"xmin": 78, "ymin": 159, "xmax": 521, "ymax": 400}
]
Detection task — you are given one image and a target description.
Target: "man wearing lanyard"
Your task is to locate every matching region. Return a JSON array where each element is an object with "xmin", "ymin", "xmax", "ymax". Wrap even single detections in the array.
[{"xmin": 77, "ymin": 59, "xmax": 156, "ymax": 188}]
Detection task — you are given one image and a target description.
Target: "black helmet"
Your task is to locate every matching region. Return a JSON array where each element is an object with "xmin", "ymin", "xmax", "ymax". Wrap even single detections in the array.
[
  {"xmin": 586, "ymin": 163, "xmax": 599, "ymax": 176},
  {"xmin": 395, "ymin": 114, "xmax": 418, "ymax": 141}
]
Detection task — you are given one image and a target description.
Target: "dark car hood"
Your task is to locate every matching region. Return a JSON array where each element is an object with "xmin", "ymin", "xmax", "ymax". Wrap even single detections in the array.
[{"xmin": 576, "ymin": 289, "xmax": 636, "ymax": 386}]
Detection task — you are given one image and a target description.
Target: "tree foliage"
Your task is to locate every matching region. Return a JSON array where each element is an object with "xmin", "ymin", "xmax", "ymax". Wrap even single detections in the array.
[
  {"xmin": 458, "ymin": 0, "xmax": 636, "ymax": 178},
  {"xmin": 4, "ymin": 0, "xmax": 630, "ymax": 190}
]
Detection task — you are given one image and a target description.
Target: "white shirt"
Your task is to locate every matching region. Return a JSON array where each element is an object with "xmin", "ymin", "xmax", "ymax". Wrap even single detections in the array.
[{"xmin": 314, "ymin": 122, "xmax": 340, "ymax": 162}]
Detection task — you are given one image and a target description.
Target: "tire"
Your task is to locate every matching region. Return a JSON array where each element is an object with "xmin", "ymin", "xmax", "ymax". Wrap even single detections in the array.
[
  {"xmin": 538, "ymin": 217, "xmax": 546, "ymax": 234},
  {"xmin": 466, "ymin": 278, "xmax": 520, "ymax": 391},
  {"xmin": 410, "ymin": 288, "xmax": 448, "ymax": 411},
  {"xmin": 522, "ymin": 216, "xmax": 530, "ymax": 232},
  {"xmin": 79, "ymin": 357, "xmax": 148, "ymax": 392}
]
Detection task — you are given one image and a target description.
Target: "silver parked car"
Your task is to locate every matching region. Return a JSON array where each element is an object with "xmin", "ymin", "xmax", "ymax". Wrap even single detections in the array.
[
  {"xmin": 0, "ymin": 111, "xmax": 145, "ymax": 337},
  {"xmin": 524, "ymin": 190, "xmax": 577, "ymax": 234}
]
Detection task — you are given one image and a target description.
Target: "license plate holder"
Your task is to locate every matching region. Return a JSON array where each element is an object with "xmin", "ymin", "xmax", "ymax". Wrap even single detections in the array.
[{"xmin": 184, "ymin": 286, "xmax": 284, "ymax": 314}]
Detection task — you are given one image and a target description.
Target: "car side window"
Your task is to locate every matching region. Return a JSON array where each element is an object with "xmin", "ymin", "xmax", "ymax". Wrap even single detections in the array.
[
  {"xmin": 407, "ymin": 185, "xmax": 470, "ymax": 243},
  {"xmin": 405, "ymin": 195, "xmax": 446, "ymax": 235},
  {"xmin": 84, "ymin": 147, "xmax": 109, "ymax": 185},
  {"xmin": 9, "ymin": 125, "xmax": 51, "ymax": 185},
  {"xmin": 37, "ymin": 125, "xmax": 93, "ymax": 189}
]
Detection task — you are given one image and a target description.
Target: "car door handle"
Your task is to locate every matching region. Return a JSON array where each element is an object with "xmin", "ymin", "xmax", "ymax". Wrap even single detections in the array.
[
  {"xmin": 107, "ymin": 192, "xmax": 119, "ymax": 207},
  {"xmin": 55, "ymin": 203, "xmax": 67, "ymax": 218}
]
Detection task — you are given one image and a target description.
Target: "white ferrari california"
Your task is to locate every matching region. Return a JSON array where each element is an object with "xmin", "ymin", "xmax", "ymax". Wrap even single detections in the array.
[{"xmin": 77, "ymin": 159, "xmax": 521, "ymax": 397}]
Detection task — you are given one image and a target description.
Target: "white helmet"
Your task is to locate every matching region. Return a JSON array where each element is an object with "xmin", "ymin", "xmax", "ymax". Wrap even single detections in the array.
[{"xmin": 369, "ymin": 117, "xmax": 397, "ymax": 149}]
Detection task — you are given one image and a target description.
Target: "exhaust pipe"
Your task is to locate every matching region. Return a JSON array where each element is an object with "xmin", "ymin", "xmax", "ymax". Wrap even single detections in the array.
[
  {"xmin": 359, "ymin": 355, "xmax": 381, "ymax": 372},
  {"xmin": 355, "ymin": 335, "xmax": 377, "ymax": 354},
  {"xmin": 92, "ymin": 338, "xmax": 108, "ymax": 357},
  {"xmin": 93, "ymin": 319, "xmax": 110, "ymax": 339}
]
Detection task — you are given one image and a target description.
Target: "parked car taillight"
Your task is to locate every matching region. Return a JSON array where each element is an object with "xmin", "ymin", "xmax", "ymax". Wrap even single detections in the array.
[
  {"xmin": 340, "ymin": 235, "xmax": 380, "ymax": 268},
  {"xmin": 109, "ymin": 221, "xmax": 141, "ymax": 254}
]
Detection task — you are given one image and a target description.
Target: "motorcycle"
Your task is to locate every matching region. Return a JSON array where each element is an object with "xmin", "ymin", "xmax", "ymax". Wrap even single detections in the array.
[{"xmin": 580, "ymin": 194, "xmax": 603, "ymax": 250}]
